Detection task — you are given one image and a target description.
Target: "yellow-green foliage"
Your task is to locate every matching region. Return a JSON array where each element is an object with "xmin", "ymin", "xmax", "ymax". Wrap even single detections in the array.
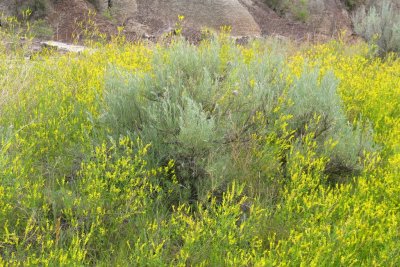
[
  {"xmin": 290, "ymin": 41, "xmax": 399, "ymax": 163},
  {"xmin": 0, "ymin": 25, "xmax": 399, "ymax": 265},
  {"xmin": 271, "ymin": 40, "xmax": 400, "ymax": 265}
]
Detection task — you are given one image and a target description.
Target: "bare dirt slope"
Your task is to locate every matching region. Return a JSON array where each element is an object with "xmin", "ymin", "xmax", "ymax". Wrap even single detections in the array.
[
  {"xmin": 239, "ymin": 0, "xmax": 310, "ymax": 39},
  {"xmin": 0, "ymin": 0, "xmax": 354, "ymax": 42},
  {"xmin": 48, "ymin": 0, "xmax": 117, "ymax": 42}
]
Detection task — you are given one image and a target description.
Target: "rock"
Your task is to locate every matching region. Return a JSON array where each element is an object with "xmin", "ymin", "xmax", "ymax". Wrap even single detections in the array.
[
  {"xmin": 111, "ymin": 0, "xmax": 261, "ymax": 36},
  {"xmin": 40, "ymin": 41, "xmax": 87, "ymax": 53},
  {"xmin": 154, "ymin": 0, "xmax": 260, "ymax": 36}
]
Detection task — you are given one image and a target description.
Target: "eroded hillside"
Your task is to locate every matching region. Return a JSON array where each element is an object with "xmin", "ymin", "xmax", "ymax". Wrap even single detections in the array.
[{"xmin": 0, "ymin": 0, "xmax": 357, "ymax": 41}]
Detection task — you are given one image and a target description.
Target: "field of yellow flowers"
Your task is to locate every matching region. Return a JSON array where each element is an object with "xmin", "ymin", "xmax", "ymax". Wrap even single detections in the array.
[{"xmin": 0, "ymin": 26, "xmax": 399, "ymax": 265}]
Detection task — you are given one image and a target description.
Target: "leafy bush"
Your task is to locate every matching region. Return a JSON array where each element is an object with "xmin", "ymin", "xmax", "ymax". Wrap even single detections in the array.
[
  {"xmin": 342, "ymin": 0, "xmax": 366, "ymax": 10},
  {"xmin": 284, "ymin": 69, "xmax": 375, "ymax": 180},
  {"xmin": 105, "ymin": 38, "xmax": 287, "ymax": 202},
  {"xmin": 105, "ymin": 37, "xmax": 373, "ymax": 204},
  {"xmin": 264, "ymin": 0, "xmax": 310, "ymax": 22},
  {"xmin": 353, "ymin": 0, "xmax": 400, "ymax": 55},
  {"xmin": 30, "ymin": 19, "xmax": 53, "ymax": 38},
  {"xmin": 15, "ymin": 0, "xmax": 51, "ymax": 19}
]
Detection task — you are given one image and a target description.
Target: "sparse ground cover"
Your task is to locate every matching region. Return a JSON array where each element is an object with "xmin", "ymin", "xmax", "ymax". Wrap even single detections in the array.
[{"xmin": 0, "ymin": 24, "xmax": 399, "ymax": 265}]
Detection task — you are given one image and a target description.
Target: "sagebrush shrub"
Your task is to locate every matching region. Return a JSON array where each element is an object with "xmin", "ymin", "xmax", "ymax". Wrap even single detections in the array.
[
  {"xmin": 284, "ymin": 69, "xmax": 375, "ymax": 178},
  {"xmin": 105, "ymin": 38, "xmax": 291, "ymax": 202},
  {"xmin": 353, "ymin": 0, "xmax": 400, "ymax": 55},
  {"xmin": 105, "ymin": 37, "xmax": 373, "ymax": 203}
]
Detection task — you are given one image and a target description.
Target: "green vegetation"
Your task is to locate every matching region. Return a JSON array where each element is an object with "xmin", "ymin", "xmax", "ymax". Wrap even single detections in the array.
[
  {"xmin": 0, "ymin": 18, "xmax": 400, "ymax": 265},
  {"xmin": 14, "ymin": 0, "xmax": 52, "ymax": 19},
  {"xmin": 353, "ymin": 0, "xmax": 400, "ymax": 55},
  {"xmin": 342, "ymin": 0, "xmax": 366, "ymax": 10},
  {"xmin": 30, "ymin": 19, "xmax": 54, "ymax": 39},
  {"xmin": 264, "ymin": 0, "xmax": 310, "ymax": 22}
]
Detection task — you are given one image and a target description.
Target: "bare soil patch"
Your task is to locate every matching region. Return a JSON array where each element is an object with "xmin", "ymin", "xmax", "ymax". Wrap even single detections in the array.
[{"xmin": 43, "ymin": 0, "xmax": 354, "ymax": 43}]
